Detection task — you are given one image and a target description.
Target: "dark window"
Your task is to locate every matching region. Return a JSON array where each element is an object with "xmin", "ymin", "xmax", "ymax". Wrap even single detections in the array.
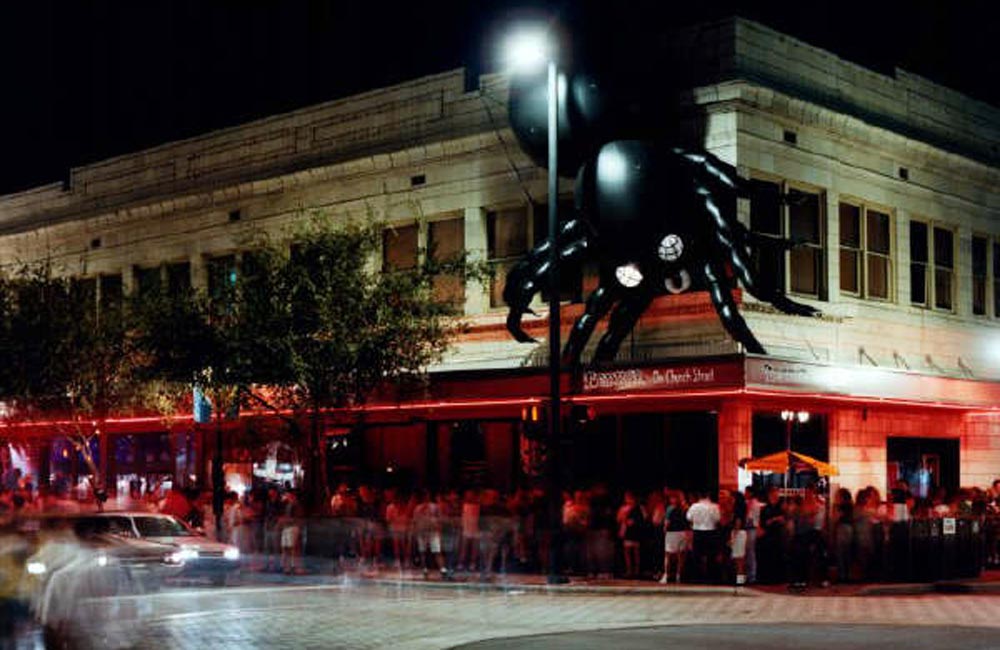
[
  {"xmin": 839, "ymin": 204, "xmax": 861, "ymax": 294},
  {"xmin": 99, "ymin": 274, "xmax": 123, "ymax": 312},
  {"xmin": 71, "ymin": 277, "xmax": 97, "ymax": 312},
  {"xmin": 207, "ymin": 255, "xmax": 238, "ymax": 300},
  {"xmin": 788, "ymin": 191, "xmax": 823, "ymax": 296},
  {"xmin": 910, "ymin": 221, "xmax": 928, "ymax": 306},
  {"xmin": 428, "ymin": 216, "xmax": 465, "ymax": 307},
  {"xmin": 166, "ymin": 262, "xmax": 191, "ymax": 296},
  {"xmin": 750, "ymin": 180, "xmax": 824, "ymax": 298},
  {"xmin": 866, "ymin": 210, "xmax": 891, "ymax": 300},
  {"xmin": 487, "ymin": 207, "xmax": 530, "ymax": 308},
  {"xmin": 972, "ymin": 236, "xmax": 988, "ymax": 316},
  {"xmin": 933, "ymin": 227, "xmax": 954, "ymax": 310},
  {"xmin": 382, "ymin": 223, "xmax": 418, "ymax": 271},
  {"xmin": 134, "ymin": 266, "xmax": 161, "ymax": 297},
  {"xmin": 749, "ymin": 179, "xmax": 785, "ymax": 292}
]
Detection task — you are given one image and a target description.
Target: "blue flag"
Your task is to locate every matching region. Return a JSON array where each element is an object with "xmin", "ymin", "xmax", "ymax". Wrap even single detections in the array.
[{"xmin": 193, "ymin": 386, "xmax": 212, "ymax": 423}]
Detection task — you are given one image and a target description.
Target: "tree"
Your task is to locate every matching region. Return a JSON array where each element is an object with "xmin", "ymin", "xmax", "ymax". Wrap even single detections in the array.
[
  {"xmin": 139, "ymin": 215, "xmax": 483, "ymax": 510},
  {"xmin": 0, "ymin": 261, "xmax": 151, "ymax": 507}
]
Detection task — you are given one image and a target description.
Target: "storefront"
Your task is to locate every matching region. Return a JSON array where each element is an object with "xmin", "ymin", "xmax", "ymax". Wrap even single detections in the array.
[
  {"xmin": 4, "ymin": 355, "xmax": 999, "ymax": 499},
  {"xmin": 335, "ymin": 354, "xmax": 1000, "ymax": 497}
]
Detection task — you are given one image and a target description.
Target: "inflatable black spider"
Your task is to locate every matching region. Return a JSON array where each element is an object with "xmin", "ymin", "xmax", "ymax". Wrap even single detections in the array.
[{"xmin": 503, "ymin": 65, "xmax": 820, "ymax": 365}]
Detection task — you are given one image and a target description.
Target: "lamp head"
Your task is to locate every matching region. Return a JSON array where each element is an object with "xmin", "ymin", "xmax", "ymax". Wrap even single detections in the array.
[{"xmin": 504, "ymin": 30, "xmax": 551, "ymax": 73}]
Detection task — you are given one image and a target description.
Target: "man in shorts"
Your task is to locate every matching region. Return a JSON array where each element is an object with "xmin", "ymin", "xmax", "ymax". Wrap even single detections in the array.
[{"xmin": 413, "ymin": 489, "xmax": 448, "ymax": 578}]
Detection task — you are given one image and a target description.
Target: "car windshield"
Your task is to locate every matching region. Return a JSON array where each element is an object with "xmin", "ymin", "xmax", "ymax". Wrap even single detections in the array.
[
  {"xmin": 133, "ymin": 516, "xmax": 194, "ymax": 537},
  {"xmin": 74, "ymin": 516, "xmax": 135, "ymax": 538}
]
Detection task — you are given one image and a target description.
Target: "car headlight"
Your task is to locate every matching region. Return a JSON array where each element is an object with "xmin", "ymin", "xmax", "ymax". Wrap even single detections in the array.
[
  {"xmin": 166, "ymin": 548, "xmax": 199, "ymax": 564},
  {"xmin": 96, "ymin": 554, "xmax": 108, "ymax": 567},
  {"xmin": 26, "ymin": 561, "xmax": 47, "ymax": 575},
  {"xmin": 223, "ymin": 546, "xmax": 240, "ymax": 561}
]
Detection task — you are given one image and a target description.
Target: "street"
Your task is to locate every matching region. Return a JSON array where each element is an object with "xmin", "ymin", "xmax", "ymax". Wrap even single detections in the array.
[{"xmin": 13, "ymin": 579, "xmax": 1000, "ymax": 649}]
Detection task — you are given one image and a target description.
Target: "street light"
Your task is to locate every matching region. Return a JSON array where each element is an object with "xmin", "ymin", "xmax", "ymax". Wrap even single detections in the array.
[
  {"xmin": 780, "ymin": 410, "xmax": 810, "ymax": 489},
  {"xmin": 505, "ymin": 28, "xmax": 565, "ymax": 584}
]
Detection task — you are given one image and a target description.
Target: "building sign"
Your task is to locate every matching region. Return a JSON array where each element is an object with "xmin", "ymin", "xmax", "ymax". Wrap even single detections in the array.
[
  {"xmin": 582, "ymin": 360, "xmax": 742, "ymax": 394},
  {"xmin": 746, "ymin": 357, "xmax": 1000, "ymax": 408}
]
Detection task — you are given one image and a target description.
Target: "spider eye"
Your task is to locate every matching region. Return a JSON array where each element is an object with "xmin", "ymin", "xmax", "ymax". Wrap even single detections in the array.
[
  {"xmin": 658, "ymin": 234, "xmax": 684, "ymax": 262},
  {"xmin": 615, "ymin": 263, "xmax": 644, "ymax": 288}
]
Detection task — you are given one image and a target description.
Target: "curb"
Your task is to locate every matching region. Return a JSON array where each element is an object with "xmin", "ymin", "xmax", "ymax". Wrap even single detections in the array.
[
  {"xmin": 362, "ymin": 577, "xmax": 760, "ymax": 597},
  {"xmin": 857, "ymin": 581, "xmax": 1000, "ymax": 596}
]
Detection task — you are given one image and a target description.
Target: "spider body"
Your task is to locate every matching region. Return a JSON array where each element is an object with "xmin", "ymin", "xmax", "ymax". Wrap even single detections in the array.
[{"xmin": 503, "ymin": 139, "xmax": 820, "ymax": 364}]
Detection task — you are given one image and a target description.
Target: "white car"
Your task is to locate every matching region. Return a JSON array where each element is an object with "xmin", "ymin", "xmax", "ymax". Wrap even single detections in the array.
[{"xmin": 87, "ymin": 512, "xmax": 241, "ymax": 585}]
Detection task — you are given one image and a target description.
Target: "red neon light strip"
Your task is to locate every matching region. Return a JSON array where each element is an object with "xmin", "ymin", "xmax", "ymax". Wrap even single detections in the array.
[{"xmin": 3, "ymin": 386, "xmax": 992, "ymax": 431}]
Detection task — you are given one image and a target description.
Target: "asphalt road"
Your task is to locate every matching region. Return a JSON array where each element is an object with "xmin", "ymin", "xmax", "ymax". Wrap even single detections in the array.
[
  {"xmin": 455, "ymin": 624, "xmax": 1000, "ymax": 650},
  {"xmin": 10, "ymin": 580, "xmax": 1000, "ymax": 649}
]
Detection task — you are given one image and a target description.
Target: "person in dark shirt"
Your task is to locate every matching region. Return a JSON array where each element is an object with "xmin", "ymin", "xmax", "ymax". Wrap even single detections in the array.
[{"xmin": 759, "ymin": 487, "xmax": 785, "ymax": 584}]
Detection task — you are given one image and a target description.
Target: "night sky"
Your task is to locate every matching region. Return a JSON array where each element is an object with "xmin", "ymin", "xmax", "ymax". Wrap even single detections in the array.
[{"xmin": 1, "ymin": 0, "xmax": 997, "ymax": 195}]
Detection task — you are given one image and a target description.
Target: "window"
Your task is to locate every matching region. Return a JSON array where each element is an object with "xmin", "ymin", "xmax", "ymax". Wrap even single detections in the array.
[
  {"xmin": 788, "ymin": 190, "xmax": 823, "ymax": 296},
  {"xmin": 166, "ymin": 262, "xmax": 191, "ymax": 296},
  {"xmin": 382, "ymin": 223, "xmax": 418, "ymax": 271},
  {"xmin": 487, "ymin": 206, "xmax": 530, "ymax": 308},
  {"xmin": 99, "ymin": 274, "xmax": 123, "ymax": 312},
  {"xmin": 749, "ymin": 179, "xmax": 825, "ymax": 299},
  {"xmin": 71, "ymin": 277, "xmax": 97, "ymax": 312},
  {"xmin": 533, "ymin": 198, "xmax": 583, "ymax": 303},
  {"xmin": 206, "ymin": 254, "xmax": 238, "ymax": 300},
  {"xmin": 910, "ymin": 220, "xmax": 955, "ymax": 311},
  {"xmin": 839, "ymin": 204, "xmax": 861, "ymax": 294},
  {"xmin": 427, "ymin": 216, "xmax": 465, "ymax": 307},
  {"xmin": 972, "ymin": 236, "xmax": 988, "ymax": 316},
  {"xmin": 933, "ymin": 227, "xmax": 954, "ymax": 310},
  {"xmin": 910, "ymin": 221, "xmax": 928, "ymax": 306},
  {"xmin": 838, "ymin": 202, "xmax": 892, "ymax": 300},
  {"xmin": 133, "ymin": 266, "xmax": 161, "ymax": 297}
]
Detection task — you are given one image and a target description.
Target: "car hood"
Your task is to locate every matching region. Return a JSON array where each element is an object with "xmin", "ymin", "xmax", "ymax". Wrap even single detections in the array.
[{"xmin": 143, "ymin": 536, "xmax": 232, "ymax": 553}]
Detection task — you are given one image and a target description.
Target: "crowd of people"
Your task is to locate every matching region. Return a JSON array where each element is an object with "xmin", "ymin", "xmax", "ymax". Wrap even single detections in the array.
[{"xmin": 6, "ymin": 465, "xmax": 1000, "ymax": 586}]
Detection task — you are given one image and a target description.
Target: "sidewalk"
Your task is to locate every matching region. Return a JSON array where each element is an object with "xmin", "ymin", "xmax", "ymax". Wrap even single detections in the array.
[{"xmin": 226, "ymin": 556, "xmax": 1000, "ymax": 597}]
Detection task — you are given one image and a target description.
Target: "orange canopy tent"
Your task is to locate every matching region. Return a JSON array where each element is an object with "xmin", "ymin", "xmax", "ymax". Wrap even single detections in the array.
[{"xmin": 740, "ymin": 450, "xmax": 839, "ymax": 477}]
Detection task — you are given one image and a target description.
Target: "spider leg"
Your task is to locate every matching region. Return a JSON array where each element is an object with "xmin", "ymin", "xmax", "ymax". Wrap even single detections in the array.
[
  {"xmin": 562, "ymin": 284, "xmax": 616, "ymax": 367},
  {"xmin": 503, "ymin": 219, "xmax": 592, "ymax": 343},
  {"xmin": 701, "ymin": 259, "xmax": 766, "ymax": 355},
  {"xmin": 699, "ymin": 192, "xmax": 820, "ymax": 318},
  {"xmin": 592, "ymin": 289, "xmax": 656, "ymax": 364}
]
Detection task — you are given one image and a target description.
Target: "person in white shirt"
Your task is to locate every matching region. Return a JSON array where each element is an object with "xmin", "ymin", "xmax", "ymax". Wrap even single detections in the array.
[{"xmin": 686, "ymin": 492, "xmax": 721, "ymax": 582}]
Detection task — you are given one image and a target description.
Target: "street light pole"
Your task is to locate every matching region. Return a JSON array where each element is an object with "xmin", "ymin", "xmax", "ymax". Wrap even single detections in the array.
[{"xmin": 545, "ymin": 58, "xmax": 565, "ymax": 585}]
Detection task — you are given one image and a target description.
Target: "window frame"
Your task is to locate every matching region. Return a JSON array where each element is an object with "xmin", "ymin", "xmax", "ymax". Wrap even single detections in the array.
[
  {"xmin": 486, "ymin": 202, "xmax": 535, "ymax": 310},
  {"xmin": 837, "ymin": 198, "xmax": 895, "ymax": 303},
  {"xmin": 426, "ymin": 212, "xmax": 466, "ymax": 308},
  {"xmin": 932, "ymin": 225, "xmax": 956, "ymax": 312},
  {"xmin": 749, "ymin": 174, "xmax": 827, "ymax": 301},
  {"xmin": 971, "ymin": 233, "xmax": 989, "ymax": 317},
  {"xmin": 909, "ymin": 218, "xmax": 956, "ymax": 313}
]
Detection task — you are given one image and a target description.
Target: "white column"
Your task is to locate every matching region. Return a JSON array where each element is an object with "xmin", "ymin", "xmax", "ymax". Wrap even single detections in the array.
[{"xmin": 463, "ymin": 206, "xmax": 489, "ymax": 316}]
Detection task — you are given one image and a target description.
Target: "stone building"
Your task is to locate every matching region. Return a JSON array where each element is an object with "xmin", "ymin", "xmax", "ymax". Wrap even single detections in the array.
[{"xmin": 1, "ymin": 18, "xmax": 999, "ymax": 500}]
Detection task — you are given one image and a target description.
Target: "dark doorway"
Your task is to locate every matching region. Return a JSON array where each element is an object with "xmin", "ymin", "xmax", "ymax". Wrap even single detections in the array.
[
  {"xmin": 450, "ymin": 421, "xmax": 487, "ymax": 488},
  {"xmin": 887, "ymin": 437, "xmax": 959, "ymax": 499},
  {"xmin": 618, "ymin": 412, "xmax": 718, "ymax": 494}
]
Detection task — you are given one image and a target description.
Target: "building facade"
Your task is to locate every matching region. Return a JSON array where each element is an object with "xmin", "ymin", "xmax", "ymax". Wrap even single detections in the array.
[{"xmin": 2, "ymin": 18, "xmax": 999, "ymax": 500}]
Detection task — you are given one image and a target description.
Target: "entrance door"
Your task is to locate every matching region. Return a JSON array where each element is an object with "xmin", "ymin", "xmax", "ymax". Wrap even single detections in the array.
[{"xmin": 887, "ymin": 437, "xmax": 959, "ymax": 498}]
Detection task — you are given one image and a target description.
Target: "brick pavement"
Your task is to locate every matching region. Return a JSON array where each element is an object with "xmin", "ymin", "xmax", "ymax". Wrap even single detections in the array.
[{"xmin": 71, "ymin": 583, "xmax": 1000, "ymax": 650}]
